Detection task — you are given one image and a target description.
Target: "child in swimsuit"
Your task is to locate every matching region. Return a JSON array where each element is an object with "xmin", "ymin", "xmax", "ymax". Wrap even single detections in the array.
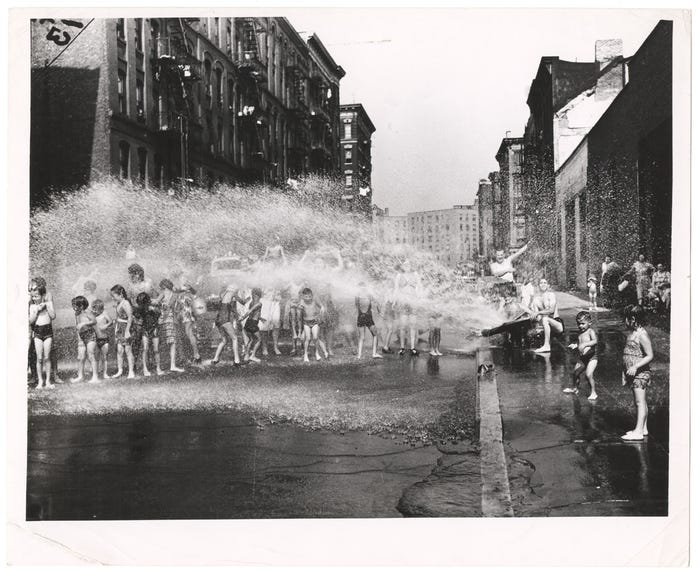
[
  {"xmin": 285, "ymin": 287, "xmax": 304, "ymax": 356},
  {"xmin": 110, "ymin": 285, "xmax": 136, "ymax": 379},
  {"xmin": 241, "ymin": 287, "xmax": 264, "ymax": 363},
  {"xmin": 380, "ymin": 280, "xmax": 397, "ymax": 354},
  {"xmin": 155, "ymin": 279, "xmax": 184, "ymax": 373},
  {"xmin": 176, "ymin": 283, "xmax": 202, "ymax": 365},
  {"xmin": 299, "ymin": 287, "xmax": 329, "ymax": 363},
  {"xmin": 565, "ymin": 311, "xmax": 598, "ymax": 400},
  {"xmin": 135, "ymin": 292, "xmax": 163, "ymax": 376},
  {"xmin": 621, "ymin": 305, "xmax": 654, "ymax": 441},
  {"xmin": 587, "ymin": 275, "xmax": 598, "ymax": 311},
  {"xmin": 211, "ymin": 285, "xmax": 241, "ymax": 366},
  {"xmin": 355, "ymin": 283, "xmax": 381, "ymax": 359},
  {"xmin": 29, "ymin": 287, "xmax": 56, "ymax": 389},
  {"xmin": 71, "ymin": 295, "xmax": 100, "ymax": 383},
  {"xmin": 92, "ymin": 299, "xmax": 113, "ymax": 380}
]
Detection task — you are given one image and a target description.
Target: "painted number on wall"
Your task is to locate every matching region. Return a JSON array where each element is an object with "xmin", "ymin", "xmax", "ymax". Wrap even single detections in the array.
[{"xmin": 38, "ymin": 19, "xmax": 85, "ymax": 47}]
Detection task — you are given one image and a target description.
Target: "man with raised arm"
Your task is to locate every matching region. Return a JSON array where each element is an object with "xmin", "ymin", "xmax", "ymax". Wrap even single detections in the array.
[{"xmin": 490, "ymin": 243, "xmax": 529, "ymax": 283}]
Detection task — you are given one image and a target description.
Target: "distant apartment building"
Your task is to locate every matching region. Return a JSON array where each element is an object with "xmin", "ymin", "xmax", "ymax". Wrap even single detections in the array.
[
  {"xmin": 374, "ymin": 204, "xmax": 479, "ymax": 266},
  {"xmin": 475, "ymin": 178, "xmax": 494, "ymax": 256},
  {"xmin": 30, "ymin": 17, "xmax": 345, "ymax": 207},
  {"xmin": 495, "ymin": 137, "xmax": 527, "ymax": 251},
  {"xmin": 339, "ymin": 103, "xmax": 376, "ymax": 217}
]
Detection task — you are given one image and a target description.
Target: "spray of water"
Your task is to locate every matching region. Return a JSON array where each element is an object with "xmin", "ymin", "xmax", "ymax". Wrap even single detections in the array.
[{"xmin": 30, "ymin": 176, "xmax": 503, "ymax": 335}]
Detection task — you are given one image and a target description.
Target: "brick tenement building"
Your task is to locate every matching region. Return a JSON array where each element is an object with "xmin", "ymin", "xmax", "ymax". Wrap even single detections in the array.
[
  {"xmin": 374, "ymin": 204, "xmax": 479, "ymax": 266},
  {"xmin": 339, "ymin": 103, "xmax": 376, "ymax": 217},
  {"xmin": 475, "ymin": 177, "xmax": 494, "ymax": 257},
  {"xmin": 30, "ymin": 17, "xmax": 345, "ymax": 208},
  {"xmin": 494, "ymin": 137, "xmax": 527, "ymax": 252},
  {"xmin": 521, "ymin": 40, "xmax": 624, "ymax": 259},
  {"xmin": 555, "ymin": 20, "xmax": 672, "ymax": 288}
]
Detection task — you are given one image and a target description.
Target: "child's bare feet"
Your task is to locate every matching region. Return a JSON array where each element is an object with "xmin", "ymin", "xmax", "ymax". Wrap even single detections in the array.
[
  {"xmin": 621, "ymin": 431, "xmax": 644, "ymax": 441},
  {"xmin": 127, "ymin": 372, "xmax": 137, "ymax": 380},
  {"xmin": 534, "ymin": 346, "xmax": 551, "ymax": 353},
  {"xmin": 303, "ymin": 355, "xmax": 309, "ymax": 363},
  {"xmin": 70, "ymin": 375, "xmax": 83, "ymax": 383},
  {"xmin": 156, "ymin": 368, "xmax": 166, "ymax": 376},
  {"xmin": 315, "ymin": 353, "xmax": 322, "ymax": 361},
  {"xmin": 170, "ymin": 366, "xmax": 184, "ymax": 373},
  {"xmin": 250, "ymin": 356, "xmax": 261, "ymax": 363},
  {"xmin": 588, "ymin": 393, "xmax": 598, "ymax": 401},
  {"xmin": 44, "ymin": 382, "xmax": 55, "ymax": 389},
  {"xmin": 372, "ymin": 353, "xmax": 382, "ymax": 358},
  {"xmin": 435, "ymin": 350, "xmax": 443, "ymax": 356},
  {"xmin": 89, "ymin": 377, "xmax": 100, "ymax": 384},
  {"xmin": 112, "ymin": 370, "xmax": 123, "ymax": 379},
  {"xmin": 562, "ymin": 387, "xmax": 579, "ymax": 394},
  {"xmin": 143, "ymin": 369, "xmax": 152, "ymax": 377}
]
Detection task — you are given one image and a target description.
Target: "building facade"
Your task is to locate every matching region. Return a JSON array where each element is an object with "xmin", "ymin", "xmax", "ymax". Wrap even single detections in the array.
[
  {"xmin": 494, "ymin": 137, "xmax": 526, "ymax": 252},
  {"xmin": 475, "ymin": 178, "xmax": 494, "ymax": 257},
  {"xmin": 339, "ymin": 103, "xmax": 376, "ymax": 217},
  {"xmin": 374, "ymin": 204, "xmax": 479, "ymax": 267},
  {"xmin": 521, "ymin": 42, "xmax": 623, "ymax": 257},
  {"xmin": 555, "ymin": 21, "xmax": 672, "ymax": 288},
  {"xmin": 30, "ymin": 17, "xmax": 346, "ymax": 207}
]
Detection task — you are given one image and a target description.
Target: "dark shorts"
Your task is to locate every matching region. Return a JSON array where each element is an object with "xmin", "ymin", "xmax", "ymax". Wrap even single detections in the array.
[
  {"xmin": 158, "ymin": 319, "xmax": 175, "ymax": 345},
  {"xmin": 96, "ymin": 337, "xmax": 109, "ymax": 349},
  {"xmin": 79, "ymin": 325, "xmax": 97, "ymax": 345},
  {"xmin": 32, "ymin": 324, "xmax": 53, "ymax": 341},
  {"xmin": 244, "ymin": 318, "xmax": 260, "ymax": 335},
  {"xmin": 303, "ymin": 319, "xmax": 319, "ymax": 328},
  {"xmin": 626, "ymin": 370, "xmax": 651, "ymax": 390},
  {"xmin": 579, "ymin": 351, "xmax": 598, "ymax": 365},
  {"xmin": 357, "ymin": 311, "xmax": 375, "ymax": 328}
]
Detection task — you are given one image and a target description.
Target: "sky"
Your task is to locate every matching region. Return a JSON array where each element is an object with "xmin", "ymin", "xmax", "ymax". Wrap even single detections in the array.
[{"xmin": 284, "ymin": 8, "xmax": 676, "ymax": 215}]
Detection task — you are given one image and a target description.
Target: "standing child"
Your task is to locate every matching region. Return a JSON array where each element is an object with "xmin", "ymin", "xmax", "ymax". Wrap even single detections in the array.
[
  {"xmin": 155, "ymin": 279, "xmax": 184, "ymax": 373},
  {"xmin": 299, "ymin": 287, "xmax": 329, "ymax": 363},
  {"xmin": 564, "ymin": 311, "xmax": 598, "ymax": 400},
  {"xmin": 587, "ymin": 275, "xmax": 598, "ymax": 310},
  {"xmin": 176, "ymin": 283, "xmax": 202, "ymax": 365},
  {"xmin": 621, "ymin": 305, "xmax": 654, "ymax": 441},
  {"xmin": 355, "ymin": 283, "xmax": 382, "ymax": 359},
  {"xmin": 380, "ymin": 280, "xmax": 396, "ymax": 354},
  {"xmin": 135, "ymin": 292, "xmax": 162, "ymax": 376},
  {"xmin": 71, "ymin": 296, "xmax": 100, "ymax": 383},
  {"xmin": 110, "ymin": 285, "xmax": 136, "ymax": 379},
  {"xmin": 241, "ymin": 287, "xmax": 264, "ymax": 363},
  {"xmin": 259, "ymin": 287, "xmax": 282, "ymax": 356},
  {"xmin": 285, "ymin": 288, "xmax": 304, "ymax": 356},
  {"xmin": 211, "ymin": 285, "xmax": 241, "ymax": 366},
  {"xmin": 29, "ymin": 287, "xmax": 56, "ymax": 389},
  {"xmin": 92, "ymin": 299, "xmax": 113, "ymax": 380},
  {"xmin": 428, "ymin": 312, "xmax": 444, "ymax": 356}
]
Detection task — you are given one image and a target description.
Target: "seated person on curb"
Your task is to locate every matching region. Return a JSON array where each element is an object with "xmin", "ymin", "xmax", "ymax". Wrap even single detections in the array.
[{"xmin": 530, "ymin": 278, "xmax": 564, "ymax": 353}]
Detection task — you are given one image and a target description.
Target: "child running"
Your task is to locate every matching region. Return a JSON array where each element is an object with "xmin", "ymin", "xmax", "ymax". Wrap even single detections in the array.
[
  {"xmin": 299, "ymin": 287, "xmax": 329, "ymax": 363},
  {"xmin": 110, "ymin": 285, "xmax": 136, "ymax": 379},
  {"xmin": 621, "ymin": 305, "xmax": 654, "ymax": 441},
  {"xmin": 241, "ymin": 287, "xmax": 264, "ymax": 363},
  {"xmin": 211, "ymin": 284, "xmax": 241, "ymax": 366},
  {"xmin": 29, "ymin": 286, "xmax": 56, "ymax": 389},
  {"xmin": 92, "ymin": 299, "xmax": 113, "ymax": 380},
  {"xmin": 564, "ymin": 311, "xmax": 598, "ymax": 400},
  {"xmin": 71, "ymin": 295, "xmax": 100, "ymax": 383},
  {"xmin": 135, "ymin": 292, "xmax": 162, "ymax": 376},
  {"xmin": 355, "ymin": 283, "xmax": 382, "ymax": 359}
]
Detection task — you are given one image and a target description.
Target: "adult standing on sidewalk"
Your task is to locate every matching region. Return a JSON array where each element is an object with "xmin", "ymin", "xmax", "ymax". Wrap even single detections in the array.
[
  {"xmin": 490, "ymin": 243, "xmax": 529, "ymax": 283},
  {"xmin": 630, "ymin": 254, "xmax": 654, "ymax": 306},
  {"xmin": 531, "ymin": 278, "xmax": 564, "ymax": 353}
]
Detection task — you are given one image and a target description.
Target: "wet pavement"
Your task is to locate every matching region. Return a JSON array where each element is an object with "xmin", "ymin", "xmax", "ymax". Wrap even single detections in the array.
[{"xmin": 491, "ymin": 307, "xmax": 669, "ymax": 517}]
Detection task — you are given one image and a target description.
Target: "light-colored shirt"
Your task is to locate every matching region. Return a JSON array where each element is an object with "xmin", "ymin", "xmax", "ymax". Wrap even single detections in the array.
[{"xmin": 490, "ymin": 257, "xmax": 515, "ymax": 282}]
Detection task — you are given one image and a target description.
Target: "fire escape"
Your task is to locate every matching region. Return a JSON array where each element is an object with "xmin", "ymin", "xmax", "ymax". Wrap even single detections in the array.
[
  {"xmin": 309, "ymin": 72, "xmax": 333, "ymax": 174},
  {"xmin": 286, "ymin": 59, "xmax": 310, "ymax": 176},
  {"xmin": 234, "ymin": 18, "xmax": 269, "ymax": 177},
  {"xmin": 152, "ymin": 18, "xmax": 201, "ymax": 189}
]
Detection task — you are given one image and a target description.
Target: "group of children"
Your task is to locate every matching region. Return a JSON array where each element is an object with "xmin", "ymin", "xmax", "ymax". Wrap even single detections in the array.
[{"xmin": 564, "ymin": 305, "xmax": 655, "ymax": 441}]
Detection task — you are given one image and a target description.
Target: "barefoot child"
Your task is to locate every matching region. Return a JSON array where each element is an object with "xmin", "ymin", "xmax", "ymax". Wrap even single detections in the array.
[
  {"xmin": 92, "ymin": 299, "xmax": 113, "ymax": 380},
  {"xmin": 564, "ymin": 311, "xmax": 598, "ymax": 400},
  {"xmin": 285, "ymin": 287, "xmax": 304, "ymax": 356},
  {"xmin": 71, "ymin": 296, "xmax": 100, "ymax": 383},
  {"xmin": 587, "ymin": 275, "xmax": 598, "ymax": 310},
  {"xmin": 621, "ymin": 305, "xmax": 654, "ymax": 441},
  {"xmin": 110, "ymin": 285, "xmax": 136, "ymax": 379},
  {"xmin": 135, "ymin": 292, "xmax": 162, "ymax": 376},
  {"xmin": 241, "ymin": 287, "xmax": 264, "ymax": 363},
  {"xmin": 211, "ymin": 285, "xmax": 241, "ymax": 366},
  {"xmin": 299, "ymin": 287, "xmax": 329, "ymax": 362},
  {"xmin": 428, "ymin": 312, "xmax": 444, "ymax": 356},
  {"xmin": 355, "ymin": 283, "xmax": 382, "ymax": 359},
  {"xmin": 154, "ymin": 279, "xmax": 184, "ymax": 373},
  {"xmin": 29, "ymin": 287, "xmax": 56, "ymax": 389}
]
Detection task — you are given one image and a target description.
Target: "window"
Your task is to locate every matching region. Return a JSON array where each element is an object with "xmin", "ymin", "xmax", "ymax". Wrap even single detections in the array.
[
  {"xmin": 344, "ymin": 123, "xmax": 352, "ymax": 139},
  {"xmin": 345, "ymin": 174, "xmax": 353, "ymax": 187},
  {"xmin": 150, "ymin": 20, "xmax": 160, "ymax": 57},
  {"xmin": 137, "ymin": 148, "xmax": 147, "ymax": 183},
  {"xmin": 136, "ymin": 79, "xmax": 144, "ymax": 120},
  {"xmin": 135, "ymin": 19, "xmax": 143, "ymax": 51},
  {"xmin": 119, "ymin": 141, "xmax": 130, "ymax": 179},
  {"xmin": 345, "ymin": 149, "xmax": 352, "ymax": 163},
  {"xmin": 116, "ymin": 19, "xmax": 125, "ymax": 39},
  {"xmin": 215, "ymin": 67, "xmax": 223, "ymax": 107},
  {"xmin": 117, "ymin": 69, "xmax": 127, "ymax": 114}
]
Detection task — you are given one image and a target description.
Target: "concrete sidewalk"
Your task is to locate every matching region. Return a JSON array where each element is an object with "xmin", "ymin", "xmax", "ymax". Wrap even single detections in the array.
[{"xmin": 490, "ymin": 304, "xmax": 669, "ymax": 516}]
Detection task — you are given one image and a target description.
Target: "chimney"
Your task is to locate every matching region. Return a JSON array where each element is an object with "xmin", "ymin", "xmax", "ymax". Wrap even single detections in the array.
[{"xmin": 595, "ymin": 39, "xmax": 623, "ymax": 68}]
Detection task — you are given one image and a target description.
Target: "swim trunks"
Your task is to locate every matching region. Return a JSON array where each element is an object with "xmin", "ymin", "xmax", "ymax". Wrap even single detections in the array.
[
  {"xmin": 79, "ymin": 324, "xmax": 97, "ymax": 345},
  {"xmin": 96, "ymin": 337, "xmax": 109, "ymax": 349},
  {"xmin": 32, "ymin": 324, "xmax": 53, "ymax": 341},
  {"xmin": 357, "ymin": 311, "xmax": 375, "ymax": 328},
  {"xmin": 244, "ymin": 317, "xmax": 260, "ymax": 335},
  {"xmin": 115, "ymin": 321, "xmax": 132, "ymax": 346}
]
